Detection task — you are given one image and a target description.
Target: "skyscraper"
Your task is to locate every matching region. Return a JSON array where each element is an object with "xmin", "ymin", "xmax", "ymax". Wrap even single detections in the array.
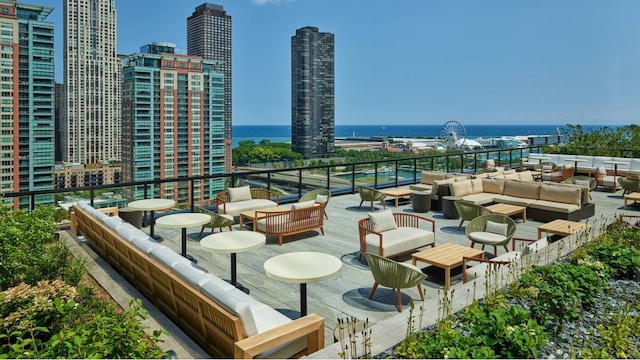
[
  {"xmin": 291, "ymin": 26, "xmax": 335, "ymax": 159},
  {"xmin": 187, "ymin": 3, "xmax": 232, "ymax": 172},
  {"xmin": 0, "ymin": 0, "xmax": 55, "ymax": 209},
  {"xmin": 62, "ymin": 0, "xmax": 120, "ymax": 165},
  {"xmin": 121, "ymin": 43, "xmax": 225, "ymax": 204}
]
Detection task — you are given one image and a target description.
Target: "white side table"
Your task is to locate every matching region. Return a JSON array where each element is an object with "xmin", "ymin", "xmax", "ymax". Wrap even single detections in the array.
[
  {"xmin": 200, "ymin": 231, "xmax": 265, "ymax": 290},
  {"xmin": 264, "ymin": 252, "xmax": 342, "ymax": 317},
  {"xmin": 127, "ymin": 199, "xmax": 175, "ymax": 240},
  {"xmin": 156, "ymin": 213, "xmax": 211, "ymax": 262}
]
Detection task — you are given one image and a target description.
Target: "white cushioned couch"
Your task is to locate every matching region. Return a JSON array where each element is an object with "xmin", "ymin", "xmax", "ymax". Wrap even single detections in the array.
[
  {"xmin": 357, "ymin": 210, "xmax": 436, "ymax": 259},
  {"xmin": 216, "ymin": 186, "xmax": 279, "ymax": 217},
  {"xmin": 462, "ymin": 237, "xmax": 549, "ymax": 283},
  {"xmin": 71, "ymin": 201, "xmax": 324, "ymax": 359},
  {"xmin": 448, "ymin": 176, "xmax": 595, "ymax": 222}
]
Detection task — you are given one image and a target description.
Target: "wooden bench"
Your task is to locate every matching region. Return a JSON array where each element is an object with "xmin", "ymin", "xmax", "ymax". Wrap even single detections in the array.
[
  {"xmin": 72, "ymin": 203, "xmax": 325, "ymax": 359},
  {"xmin": 253, "ymin": 203, "xmax": 325, "ymax": 245}
]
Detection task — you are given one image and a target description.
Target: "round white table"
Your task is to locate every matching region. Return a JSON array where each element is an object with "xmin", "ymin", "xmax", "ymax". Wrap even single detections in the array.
[
  {"xmin": 264, "ymin": 251, "xmax": 342, "ymax": 317},
  {"xmin": 200, "ymin": 231, "xmax": 266, "ymax": 289},
  {"xmin": 155, "ymin": 213, "xmax": 211, "ymax": 262},
  {"xmin": 127, "ymin": 199, "xmax": 175, "ymax": 240}
]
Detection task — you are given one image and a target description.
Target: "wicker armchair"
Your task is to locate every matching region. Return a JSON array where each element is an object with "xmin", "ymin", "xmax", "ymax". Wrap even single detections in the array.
[
  {"xmin": 465, "ymin": 214, "xmax": 517, "ymax": 256},
  {"xmin": 364, "ymin": 252, "xmax": 426, "ymax": 312},
  {"xmin": 617, "ymin": 176, "xmax": 640, "ymax": 195},
  {"xmin": 357, "ymin": 185, "xmax": 387, "ymax": 211},
  {"xmin": 453, "ymin": 200, "xmax": 490, "ymax": 230},
  {"xmin": 564, "ymin": 175, "xmax": 597, "ymax": 199},
  {"xmin": 196, "ymin": 205, "xmax": 234, "ymax": 238},
  {"xmin": 299, "ymin": 188, "xmax": 331, "ymax": 219},
  {"xmin": 541, "ymin": 166, "xmax": 575, "ymax": 182}
]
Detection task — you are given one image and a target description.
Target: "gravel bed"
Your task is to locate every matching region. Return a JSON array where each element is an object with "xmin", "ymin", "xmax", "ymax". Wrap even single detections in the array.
[{"xmin": 374, "ymin": 278, "xmax": 640, "ymax": 359}]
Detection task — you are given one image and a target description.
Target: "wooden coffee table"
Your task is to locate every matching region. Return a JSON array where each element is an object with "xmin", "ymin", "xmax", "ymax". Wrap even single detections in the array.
[
  {"xmin": 624, "ymin": 192, "xmax": 640, "ymax": 209},
  {"xmin": 537, "ymin": 219, "xmax": 588, "ymax": 239},
  {"xmin": 411, "ymin": 243, "xmax": 484, "ymax": 289},
  {"xmin": 239, "ymin": 206, "xmax": 286, "ymax": 227},
  {"xmin": 485, "ymin": 203, "xmax": 527, "ymax": 222},
  {"xmin": 380, "ymin": 188, "xmax": 414, "ymax": 207}
]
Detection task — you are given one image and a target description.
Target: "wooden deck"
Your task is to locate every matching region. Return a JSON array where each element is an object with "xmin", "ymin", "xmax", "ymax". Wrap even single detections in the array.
[{"xmin": 95, "ymin": 185, "xmax": 629, "ymax": 357}]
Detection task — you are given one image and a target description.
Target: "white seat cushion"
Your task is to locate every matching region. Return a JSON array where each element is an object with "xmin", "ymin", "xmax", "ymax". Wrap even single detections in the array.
[
  {"xmin": 218, "ymin": 199, "xmax": 277, "ymax": 217},
  {"xmin": 469, "ymin": 231, "xmax": 507, "ymax": 245},
  {"xmin": 365, "ymin": 227, "xmax": 434, "ymax": 257}
]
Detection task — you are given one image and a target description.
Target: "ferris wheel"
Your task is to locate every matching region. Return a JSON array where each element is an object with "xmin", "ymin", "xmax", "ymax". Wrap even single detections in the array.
[{"xmin": 440, "ymin": 120, "xmax": 467, "ymax": 149}]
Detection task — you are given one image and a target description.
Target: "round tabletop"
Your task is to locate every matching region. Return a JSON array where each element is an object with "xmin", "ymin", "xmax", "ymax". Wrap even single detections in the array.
[
  {"xmin": 200, "ymin": 231, "xmax": 266, "ymax": 253},
  {"xmin": 264, "ymin": 251, "xmax": 342, "ymax": 284},
  {"xmin": 155, "ymin": 213, "xmax": 211, "ymax": 229},
  {"xmin": 127, "ymin": 199, "xmax": 176, "ymax": 211}
]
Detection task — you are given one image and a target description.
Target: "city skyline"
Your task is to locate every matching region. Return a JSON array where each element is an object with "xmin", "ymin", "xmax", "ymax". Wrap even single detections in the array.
[{"xmin": 37, "ymin": 0, "xmax": 640, "ymax": 126}]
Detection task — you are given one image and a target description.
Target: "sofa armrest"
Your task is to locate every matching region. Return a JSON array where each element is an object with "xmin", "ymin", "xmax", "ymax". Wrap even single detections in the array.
[{"xmin": 234, "ymin": 313, "xmax": 324, "ymax": 359}]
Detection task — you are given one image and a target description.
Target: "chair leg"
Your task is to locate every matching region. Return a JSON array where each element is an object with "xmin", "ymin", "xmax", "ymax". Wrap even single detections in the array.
[
  {"xmin": 417, "ymin": 284, "xmax": 424, "ymax": 301},
  {"xmin": 370, "ymin": 202, "xmax": 374, "ymax": 211},
  {"xmin": 199, "ymin": 227, "xmax": 205, "ymax": 239},
  {"xmin": 493, "ymin": 246, "xmax": 498, "ymax": 257},
  {"xmin": 359, "ymin": 200, "xmax": 364, "ymax": 209},
  {"xmin": 397, "ymin": 289, "xmax": 402, "ymax": 312},
  {"xmin": 471, "ymin": 242, "xmax": 476, "ymax": 248},
  {"xmin": 323, "ymin": 209, "xmax": 329, "ymax": 219},
  {"xmin": 368, "ymin": 282, "xmax": 379, "ymax": 299},
  {"xmin": 457, "ymin": 219, "xmax": 464, "ymax": 230},
  {"xmin": 503, "ymin": 245, "xmax": 509, "ymax": 254}
]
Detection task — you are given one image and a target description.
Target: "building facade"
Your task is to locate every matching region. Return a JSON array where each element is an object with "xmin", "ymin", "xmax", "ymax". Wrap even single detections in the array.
[
  {"xmin": 187, "ymin": 3, "xmax": 232, "ymax": 173},
  {"xmin": 121, "ymin": 43, "xmax": 225, "ymax": 205},
  {"xmin": 291, "ymin": 26, "xmax": 335, "ymax": 159},
  {"xmin": 62, "ymin": 0, "xmax": 120, "ymax": 165},
  {"xmin": 0, "ymin": 0, "xmax": 55, "ymax": 209}
]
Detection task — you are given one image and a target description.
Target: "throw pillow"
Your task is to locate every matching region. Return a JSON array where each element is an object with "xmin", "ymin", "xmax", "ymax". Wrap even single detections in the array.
[
  {"xmin": 228, "ymin": 186, "xmax": 251, "ymax": 203},
  {"xmin": 315, "ymin": 194, "xmax": 328, "ymax": 203},
  {"xmin": 291, "ymin": 200, "xmax": 316, "ymax": 221},
  {"xmin": 575, "ymin": 179, "xmax": 590, "ymax": 187},
  {"xmin": 485, "ymin": 220, "xmax": 508, "ymax": 237},
  {"xmin": 542, "ymin": 164, "xmax": 553, "ymax": 171},
  {"xmin": 368, "ymin": 209, "xmax": 397, "ymax": 233},
  {"xmin": 596, "ymin": 166, "xmax": 607, "ymax": 174}
]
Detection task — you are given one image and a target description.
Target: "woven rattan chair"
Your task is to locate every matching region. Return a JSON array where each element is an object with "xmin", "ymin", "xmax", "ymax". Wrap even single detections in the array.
[
  {"xmin": 299, "ymin": 188, "xmax": 331, "ymax": 219},
  {"xmin": 617, "ymin": 177, "xmax": 640, "ymax": 196},
  {"xmin": 364, "ymin": 252, "xmax": 427, "ymax": 312},
  {"xmin": 465, "ymin": 214, "xmax": 517, "ymax": 257},
  {"xmin": 196, "ymin": 205, "xmax": 234, "ymax": 238},
  {"xmin": 454, "ymin": 200, "xmax": 491, "ymax": 231},
  {"xmin": 564, "ymin": 175, "xmax": 597, "ymax": 199},
  {"xmin": 357, "ymin": 185, "xmax": 386, "ymax": 211}
]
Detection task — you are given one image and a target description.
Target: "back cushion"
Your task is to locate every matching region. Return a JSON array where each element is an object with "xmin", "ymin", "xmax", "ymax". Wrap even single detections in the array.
[
  {"xmin": 291, "ymin": 200, "xmax": 316, "ymax": 221},
  {"xmin": 482, "ymin": 178, "xmax": 505, "ymax": 194},
  {"xmin": 539, "ymin": 183, "xmax": 581, "ymax": 206},
  {"xmin": 368, "ymin": 209, "xmax": 397, "ymax": 233},
  {"xmin": 518, "ymin": 171, "xmax": 535, "ymax": 182},
  {"xmin": 471, "ymin": 178, "xmax": 484, "ymax": 193},
  {"xmin": 450, "ymin": 180, "xmax": 473, "ymax": 197},
  {"xmin": 431, "ymin": 178, "xmax": 456, "ymax": 197},
  {"xmin": 421, "ymin": 171, "xmax": 446, "ymax": 185},
  {"xmin": 503, "ymin": 180, "xmax": 540, "ymax": 199},
  {"xmin": 504, "ymin": 172, "xmax": 520, "ymax": 180},
  {"xmin": 228, "ymin": 186, "xmax": 252, "ymax": 202},
  {"xmin": 502, "ymin": 169, "xmax": 517, "ymax": 175}
]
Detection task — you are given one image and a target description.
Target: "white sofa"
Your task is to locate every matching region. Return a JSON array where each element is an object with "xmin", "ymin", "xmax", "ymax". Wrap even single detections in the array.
[
  {"xmin": 72, "ymin": 201, "xmax": 323, "ymax": 359},
  {"xmin": 357, "ymin": 210, "xmax": 436, "ymax": 259},
  {"xmin": 216, "ymin": 186, "xmax": 279, "ymax": 217},
  {"xmin": 462, "ymin": 237, "xmax": 549, "ymax": 283}
]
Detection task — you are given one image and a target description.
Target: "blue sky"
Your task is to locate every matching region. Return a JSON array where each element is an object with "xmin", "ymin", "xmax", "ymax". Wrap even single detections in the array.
[{"xmin": 38, "ymin": 0, "xmax": 640, "ymax": 126}]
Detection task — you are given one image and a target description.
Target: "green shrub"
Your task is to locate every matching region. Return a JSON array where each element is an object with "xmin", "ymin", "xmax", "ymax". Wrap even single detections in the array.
[
  {"xmin": 510, "ymin": 264, "xmax": 607, "ymax": 324},
  {"xmin": 589, "ymin": 242, "xmax": 640, "ymax": 279},
  {"xmin": 394, "ymin": 302, "xmax": 547, "ymax": 359}
]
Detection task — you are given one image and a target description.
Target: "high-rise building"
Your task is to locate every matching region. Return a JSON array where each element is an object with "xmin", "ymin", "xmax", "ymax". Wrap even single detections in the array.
[
  {"xmin": 62, "ymin": 0, "xmax": 120, "ymax": 165},
  {"xmin": 291, "ymin": 26, "xmax": 335, "ymax": 159},
  {"xmin": 121, "ymin": 43, "xmax": 225, "ymax": 204},
  {"xmin": 187, "ymin": 3, "xmax": 232, "ymax": 173},
  {"xmin": 0, "ymin": 0, "xmax": 55, "ymax": 209}
]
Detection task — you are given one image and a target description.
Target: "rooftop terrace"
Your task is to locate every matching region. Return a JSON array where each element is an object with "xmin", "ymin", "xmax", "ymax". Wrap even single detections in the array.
[{"xmin": 65, "ymin": 180, "xmax": 629, "ymax": 358}]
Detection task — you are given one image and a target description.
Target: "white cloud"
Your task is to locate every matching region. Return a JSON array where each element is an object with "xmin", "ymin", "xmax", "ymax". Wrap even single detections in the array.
[{"xmin": 251, "ymin": 0, "xmax": 294, "ymax": 5}]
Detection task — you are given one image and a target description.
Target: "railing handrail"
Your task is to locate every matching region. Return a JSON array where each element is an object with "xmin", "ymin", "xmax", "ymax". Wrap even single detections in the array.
[{"xmin": 4, "ymin": 145, "xmax": 546, "ymax": 210}]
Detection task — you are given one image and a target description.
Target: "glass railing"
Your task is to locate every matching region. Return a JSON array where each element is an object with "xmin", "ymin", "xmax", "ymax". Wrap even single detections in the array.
[{"xmin": 4, "ymin": 146, "xmax": 545, "ymax": 211}]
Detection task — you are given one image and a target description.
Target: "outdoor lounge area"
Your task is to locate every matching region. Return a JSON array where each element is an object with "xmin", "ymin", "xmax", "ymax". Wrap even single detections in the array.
[{"xmin": 66, "ymin": 176, "xmax": 629, "ymax": 358}]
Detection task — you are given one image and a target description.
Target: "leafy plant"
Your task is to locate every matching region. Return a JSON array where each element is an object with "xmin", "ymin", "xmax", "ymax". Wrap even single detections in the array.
[{"xmin": 589, "ymin": 242, "xmax": 640, "ymax": 279}]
